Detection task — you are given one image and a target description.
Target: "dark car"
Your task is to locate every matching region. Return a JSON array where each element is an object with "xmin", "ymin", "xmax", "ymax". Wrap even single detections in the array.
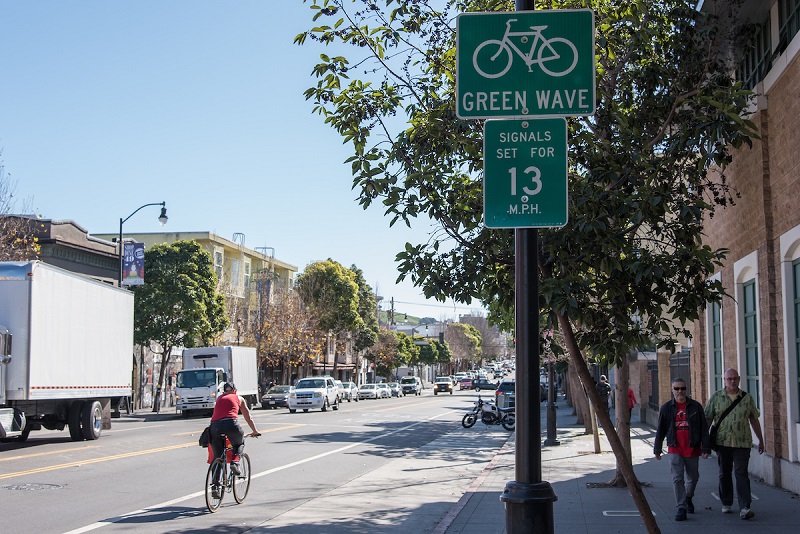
[
  {"xmin": 495, "ymin": 379, "xmax": 517, "ymax": 408},
  {"xmin": 471, "ymin": 378, "xmax": 497, "ymax": 392},
  {"xmin": 260, "ymin": 385, "xmax": 292, "ymax": 409}
]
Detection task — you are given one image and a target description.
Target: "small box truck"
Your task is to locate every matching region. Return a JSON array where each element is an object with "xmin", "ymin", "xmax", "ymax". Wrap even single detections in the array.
[{"xmin": 175, "ymin": 346, "xmax": 259, "ymax": 416}]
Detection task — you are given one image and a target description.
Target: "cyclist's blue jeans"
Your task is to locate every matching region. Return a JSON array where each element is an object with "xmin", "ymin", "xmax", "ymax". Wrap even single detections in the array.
[{"xmin": 210, "ymin": 417, "xmax": 245, "ymax": 462}]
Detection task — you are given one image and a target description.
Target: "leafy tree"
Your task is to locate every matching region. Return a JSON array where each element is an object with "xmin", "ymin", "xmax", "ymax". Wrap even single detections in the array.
[
  {"xmin": 366, "ymin": 329, "xmax": 409, "ymax": 379},
  {"xmin": 298, "ymin": 1, "xmax": 757, "ymax": 530},
  {"xmin": 258, "ymin": 287, "xmax": 325, "ymax": 384},
  {"xmin": 444, "ymin": 323, "xmax": 482, "ymax": 370},
  {"xmin": 296, "ymin": 259, "xmax": 364, "ymax": 374},
  {"xmin": 133, "ymin": 240, "xmax": 228, "ymax": 411},
  {"xmin": 350, "ymin": 264, "xmax": 379, "ymax": 352}
]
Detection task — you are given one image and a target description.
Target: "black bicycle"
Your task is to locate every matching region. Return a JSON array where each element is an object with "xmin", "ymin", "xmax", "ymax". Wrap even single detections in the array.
[{"xmin": 204, "ymin": 433, "xmax": 252, "ymax": 512}]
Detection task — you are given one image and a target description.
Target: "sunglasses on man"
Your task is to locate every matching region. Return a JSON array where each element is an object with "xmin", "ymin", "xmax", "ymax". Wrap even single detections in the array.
[{"xmin": 673, "ymin": 387, "xmax": 686, "ymax": 391}]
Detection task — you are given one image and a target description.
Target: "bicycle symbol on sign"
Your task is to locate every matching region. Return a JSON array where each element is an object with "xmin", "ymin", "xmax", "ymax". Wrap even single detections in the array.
[{"xmin": 472, "ymin": 19, "xmax": 578, "ymax": 79}]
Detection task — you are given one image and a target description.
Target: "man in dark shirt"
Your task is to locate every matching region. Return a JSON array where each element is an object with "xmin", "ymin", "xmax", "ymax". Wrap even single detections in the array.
[{"xmin": 654, "ymin": 377, "xmax": 711, "ymax": 521}]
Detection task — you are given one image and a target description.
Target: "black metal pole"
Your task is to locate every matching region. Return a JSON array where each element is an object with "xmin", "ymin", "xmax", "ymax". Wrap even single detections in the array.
[
  {"xmin": 499, "ymin": 2, "xmax": 557, "ymax": 532},
  {"xmin": 544, "ymin": 359, "xmax": 560, "ymax": 446}
]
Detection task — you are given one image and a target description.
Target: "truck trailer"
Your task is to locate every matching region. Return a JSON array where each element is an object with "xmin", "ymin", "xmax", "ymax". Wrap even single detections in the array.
[
  {"xmin": 0, "ymin": 261, "xmax": 134, "ymax": 442},
  {"xmin": 175, "ymin": 346, "xmax": 259, "ymax": 416}
]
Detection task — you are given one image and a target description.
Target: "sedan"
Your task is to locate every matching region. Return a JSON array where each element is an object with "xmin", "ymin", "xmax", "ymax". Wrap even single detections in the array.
[
  {"xmin": 261, "ymin": 385, "xmax": 292, "ymax": 409},
  {"xmin": 358, "ymin": 383, "xmax": 380, "ymax": 400},
  {"xmin": 472, "ymin": 378, "xmax": 497, "ymax": 392},
  {"xmin": 376, "ymin": 383, "xmax": 391, "ymax": 398},
  {"xmin": 459, "ymin": 377, "xmax": 473, "ymax": 390},
  {"xmin": 340, "ymin": 381, "xmax": 359, "ymax": 402},
  {"xmin": 388, "ymin": 382, "xmax": 402, "ymax": 397}
]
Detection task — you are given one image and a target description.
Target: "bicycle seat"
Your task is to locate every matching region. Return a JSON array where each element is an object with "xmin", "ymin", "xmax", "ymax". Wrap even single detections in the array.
[{"xmin": 528, "ymin": 25, "xmax": 548, "ymax": 31}]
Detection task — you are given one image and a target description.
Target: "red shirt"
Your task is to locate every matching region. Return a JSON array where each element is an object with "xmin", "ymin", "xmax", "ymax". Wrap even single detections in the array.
[
  {"xmin": 211, "ymin": 393, "xmax": 241, "ymax": 421},
  {"xmin": 668, "ymin": 401, "xmax": 701, "ymax": 457}
]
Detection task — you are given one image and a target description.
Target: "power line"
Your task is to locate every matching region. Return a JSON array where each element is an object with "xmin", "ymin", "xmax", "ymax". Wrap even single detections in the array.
[{"xmin": 389, "ymin": 299, "xmax": 485, "ymax": 311}]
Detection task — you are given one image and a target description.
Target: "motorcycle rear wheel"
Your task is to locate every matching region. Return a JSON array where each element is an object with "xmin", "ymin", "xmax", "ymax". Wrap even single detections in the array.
[
  {"xmin": 501, "ymin": 414, "xmax": 515, "ymax": 431},
  {"xmin": 462, "ymin": 413, "xmax": 477, "ymax": 428}
]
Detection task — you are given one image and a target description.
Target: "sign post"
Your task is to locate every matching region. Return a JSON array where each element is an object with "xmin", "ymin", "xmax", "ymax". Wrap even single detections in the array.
[{"xmin": 456, "ymin": 3, "xmax": 595, "ymax": 533}]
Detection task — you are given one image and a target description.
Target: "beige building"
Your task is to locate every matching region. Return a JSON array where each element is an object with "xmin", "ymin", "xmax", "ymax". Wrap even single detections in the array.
[
  {"xmin": 691, "ymin": 0, "xmax": 800, "ymax": 493},
  {"xmin": 94, "ymin": 230, "xmax": 297, "ymax": 344}
]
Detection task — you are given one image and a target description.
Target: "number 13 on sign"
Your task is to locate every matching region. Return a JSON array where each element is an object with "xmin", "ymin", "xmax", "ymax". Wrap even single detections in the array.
[
  {"xmin": 509, "ymin": 166, "xmax": 542, "ymax": 197},
  {"xmin": 483, "ymin": 118, "xmax": 568, "ymax": 229}
]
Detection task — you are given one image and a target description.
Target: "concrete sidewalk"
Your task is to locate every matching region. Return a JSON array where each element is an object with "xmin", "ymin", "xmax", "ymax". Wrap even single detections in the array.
[
  {"xmin": 248, "ymin": 398, "xmax": 799, "ymax": 533},
  {"xmin": 443, "ymin": 400, "xmax": 799, "ymax": 534}
]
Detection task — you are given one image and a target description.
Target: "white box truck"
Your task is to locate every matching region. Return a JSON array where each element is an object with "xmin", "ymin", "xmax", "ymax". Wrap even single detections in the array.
[
  {"xmin": 175, "ymin": 346, "xmax": 259, "ymax": 416},
  {"xmin": 0, "ymin": 261, "xmax": 134, "ymax": 442}
]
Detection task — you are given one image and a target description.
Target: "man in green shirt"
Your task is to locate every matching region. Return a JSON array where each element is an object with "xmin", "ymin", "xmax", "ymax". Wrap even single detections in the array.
[{"xmin": 704, "ymin": 368, "xmax": 764, "ymax": 520}]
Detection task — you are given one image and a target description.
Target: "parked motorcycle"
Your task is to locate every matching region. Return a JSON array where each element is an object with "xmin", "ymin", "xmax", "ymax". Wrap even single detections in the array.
[{"xmin": 462, "ymin": 395, "xmax": 515, "ymax": 431}]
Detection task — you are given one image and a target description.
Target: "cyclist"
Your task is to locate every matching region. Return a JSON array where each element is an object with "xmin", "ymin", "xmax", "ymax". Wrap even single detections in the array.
[{"xmin": 209, "ymin": 381, "xmax": 260, "ymax": 485}]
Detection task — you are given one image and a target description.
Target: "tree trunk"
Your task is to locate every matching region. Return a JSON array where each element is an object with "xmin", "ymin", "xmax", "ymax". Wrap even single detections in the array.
[
  {"xmin": 558, "ymin": 313, "xmax": 660, "ymax": 534},
  {"xmin": 608, "ymin": 356, "xmax": 633, "ymax": 487},
  {"xmin": 152, "ymin": 346, "xmax": 172, "ymax": 413},
  {"xmin": 569, "ymin": 360, "xmax": 592, "ymax": 433}
]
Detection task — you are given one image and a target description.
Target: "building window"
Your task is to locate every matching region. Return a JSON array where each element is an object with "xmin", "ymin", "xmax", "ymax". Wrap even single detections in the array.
[
  {"xmin": 214, "ymin": 250, "xmax": 223, "ymax": 281},
  {"xmin": 244, "ymin": 261, "xmax": 251, "ymax": 289},
  {"xmin": 737, "ymin": 15, "xmax": 772, "ymax": 90},
  {"xmin": 779, "ymin": 0, "xmax": 800, "ymax": 53},
  {"xmin": 712, "ymin": 301, "xmax": 723, "ymax": 392},
  {"xmin": 231, "ymin": 259, "xmax": 241, "ymax": 289},
  {"xmin": 743, "ymin": 279, "xmax": 760, "ymax": 409},
  {"xmin": 794, "ymin": 259, "xmax": 800, "ymax": 416}
]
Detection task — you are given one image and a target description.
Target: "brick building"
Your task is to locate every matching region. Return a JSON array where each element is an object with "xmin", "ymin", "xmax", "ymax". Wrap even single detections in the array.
[{"xmin": 691, "ymin": 0, "xmax": 800, "ymax": 493}]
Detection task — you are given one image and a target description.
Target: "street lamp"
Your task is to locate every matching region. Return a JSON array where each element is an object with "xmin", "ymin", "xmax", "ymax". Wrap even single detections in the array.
[{"xmin": 118, "ymin": 202, "xmax": 168, "ymax": 286}]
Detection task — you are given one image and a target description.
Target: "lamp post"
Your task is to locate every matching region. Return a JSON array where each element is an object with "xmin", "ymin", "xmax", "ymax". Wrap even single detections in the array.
[
  {"xmin": 118, "ymin": 202, "xmax": 168, "ymax": 286},
  {"xmin": 236, "ymin": 318, "xmax": 242, "ymax": 346}
]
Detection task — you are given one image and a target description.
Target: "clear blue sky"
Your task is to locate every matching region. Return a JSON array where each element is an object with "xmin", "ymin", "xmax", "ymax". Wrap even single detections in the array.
[{"xmin": 0, "ymin": 0, "xmax": 483, "ymax": 322}]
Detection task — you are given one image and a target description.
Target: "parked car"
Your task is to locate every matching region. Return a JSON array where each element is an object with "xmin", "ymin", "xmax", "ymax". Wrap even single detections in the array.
[
  {"xmin": 399, "ymin": 376, "xmax": 422, "ymax": 396},
  {"xmin": 358, "ymin": 383, "xmax": 380, "ymax": 400},
  {"xmin": 459, "ymin": 377, "xmax": 473, "ymax": 390},
  {"xmin": 261, "ymin": 385, "xmax": 292, "ymax": 409},
  {"xmin": 434, "ymin": 376, "xmax": 453, "ymax": 395},
  {"xmin": 472, "ymin": 378, "xmax": 497, "ymax": 392},
  {"xmin": 376, "ymin": 383, "xmax": 391, "ymax": 398},
  {"xmin": 495, "ymin": 379, "xmax": 515, "ymax": 408},
  {"xmin": 388, "ymin": 382, "xmax": 402, "ymax": 397},
  {"xmin": 288, "ymin": 376, "xmax": 339, "ymax": 413},
  {"xmin": 340, "ymin": 381, "xmax": 358, "ymax": 402}
]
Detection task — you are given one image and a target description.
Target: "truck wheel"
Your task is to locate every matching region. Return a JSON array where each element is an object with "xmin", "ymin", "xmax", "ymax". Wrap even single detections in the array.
[
  {"xmin": 68, "ymin": 401, "xmax": 84, "ymax": 441},
  {"xmin": 81, "ymin": 401, "xmax": 103, "ymax": 440},
  {"xmin": 321, "ymin": 398, "xmax": 328, "ymax": 412},
  {"xmin": 289, "ymin": 409, "xmax": 296, "ymax": 413},
  {"xmin": 332, "ymin": 397, "xmax": 339, "ymax": 411}
]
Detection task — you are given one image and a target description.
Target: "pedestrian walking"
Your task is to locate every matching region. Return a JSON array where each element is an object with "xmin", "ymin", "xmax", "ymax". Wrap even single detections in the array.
[
  {"xmin": 596, "ymin": 374, "xmax": 611, "ymax": 412},
  {"xmin": 654, "ymin": 377, "xmax": 711, "ymax": 521},
  {"xmin": 704, "ymin": 368, "xmax": 764, "ymax": 520}
]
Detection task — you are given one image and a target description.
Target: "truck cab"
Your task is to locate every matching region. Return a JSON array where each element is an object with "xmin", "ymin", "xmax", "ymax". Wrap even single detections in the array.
[{"xmin": 175, "ymin": 367, "xmax": 225, "ymax": 414}]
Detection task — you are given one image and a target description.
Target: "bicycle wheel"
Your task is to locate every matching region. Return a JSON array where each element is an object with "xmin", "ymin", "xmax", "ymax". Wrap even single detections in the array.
[
  {"xmin": 205, "ymin": 458, "xmax": 225, "ymax": 512},
  {"xmin": 537, "ymin": 37, "xmax": 578, "ymax": 77},
  {"xmin": 232, "ymin": 453, "xmax": 251, "ymax": 503},
  {"xmin": 473, "ymin": 40, "xmax": 513, "ymax": 79}
]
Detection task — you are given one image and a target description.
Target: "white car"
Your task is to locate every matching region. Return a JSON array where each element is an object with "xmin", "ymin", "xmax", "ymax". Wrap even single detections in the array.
[
  {"xmin": 288, "ymin": 376, "xmax": 340, "ymax": 413},
  {"xmin": 376, "ymin": 383, "xmax": 391, "ymax": 398},
  {"xmin": 358, "ymin": 383, "xmax": 380, "ymax": 400}
]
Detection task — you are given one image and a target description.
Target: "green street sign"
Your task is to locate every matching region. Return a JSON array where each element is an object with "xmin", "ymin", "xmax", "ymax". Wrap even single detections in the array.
[
  {"xmin": 484, "ymin": 118, "xmax": 567, "ymax": 228},
  {"xmin": 457, "ymin": 10, "xmax": 595, "ymax": 119}
]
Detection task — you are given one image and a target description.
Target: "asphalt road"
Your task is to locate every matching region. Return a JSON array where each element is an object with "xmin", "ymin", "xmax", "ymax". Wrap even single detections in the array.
[{"xmin": 0, "ymin": 389, "xmax": 477, "ymax": 533}]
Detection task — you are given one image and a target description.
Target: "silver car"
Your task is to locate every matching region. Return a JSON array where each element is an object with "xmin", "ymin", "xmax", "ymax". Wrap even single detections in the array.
[
  {"xmin": 340, "ymin": 381, "xmax": 359, "ymax": 402},
  {"xmin": 358, "ymin": 383, "xmax": 379, "ymax": 400}
]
